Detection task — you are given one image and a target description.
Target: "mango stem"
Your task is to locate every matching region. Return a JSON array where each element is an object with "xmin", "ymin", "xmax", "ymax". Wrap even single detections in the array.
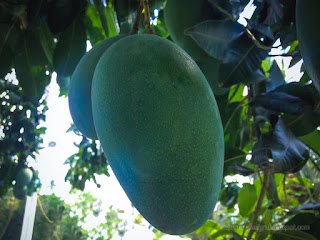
[
  {"xmin": 143, "ymin": 0, "xmax": 154, "ymax": 34},
  {"xmin": 130, "ymin": 2, "xmax": 143, "ymax": 35}
]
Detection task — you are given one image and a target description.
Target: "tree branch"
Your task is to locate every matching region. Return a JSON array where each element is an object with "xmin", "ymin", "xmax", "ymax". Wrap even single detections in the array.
[
  {"xmin": 247, "ymin": 169, "xmax": 270, "ymax": 240},
  {"xmin": 130, "ymin": 2, "xmax": 143, "ymax": 34},
  {"xmin": 143, "ymin": 0, "xmax": 154, "ymax": 34}
]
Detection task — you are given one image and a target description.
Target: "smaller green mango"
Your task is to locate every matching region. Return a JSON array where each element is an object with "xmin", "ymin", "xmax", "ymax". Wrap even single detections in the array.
[
  {"xmin": 15, "ymin": 168, "xmax": 33, "ymax": 187},
  {"xmin": 68, "ymin": 35, "xmax": 125, "ymax": 139}
]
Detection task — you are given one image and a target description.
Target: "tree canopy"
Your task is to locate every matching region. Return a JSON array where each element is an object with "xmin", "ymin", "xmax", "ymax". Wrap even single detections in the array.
[{"xmin": 1, "ymin": 0, "xmax": 320, "ymax": 239}]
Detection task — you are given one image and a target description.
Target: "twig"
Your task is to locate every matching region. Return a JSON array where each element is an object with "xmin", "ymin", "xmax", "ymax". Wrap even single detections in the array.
[
  {"xmin": 37, "ymin": 196, "xmax": 61, "ymax": 240},
  {"xmin": 37, "ymin": 196, "xmax": 54, "ymax": 224},
  {"xmin": 245, "ymin": 29, "xmax": 272, "ymax": 51},
  {"xmin": 247, "ymin": 169, "xmax": 270, "ymax": 240},
  {"xmin": 224, "ymin": 154, "xmax": 248, "ymax": 163},
  {"xmin": 211, "ymin": 1, "xmax": 274, "ymax": 51},
  {"xmin": 130, "ymin": 2, "xmax": 143, "ymax": 34},
  {"xmin": 268, "ymin": 54, "xmax": 295, "ymax": 57},
  {"xmin": 143, "ymin": 0, "xmax": 154, "ymax": 34}
]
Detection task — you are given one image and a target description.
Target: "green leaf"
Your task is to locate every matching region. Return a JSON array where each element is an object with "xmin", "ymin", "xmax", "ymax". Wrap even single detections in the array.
[
  {"xmin": 0, "ymin": 24, "xmax": 15, "ymax": 77},
  {"xmin": 104, "ymin": 5, "xmax": 118, "ymax": 38},
  {"xmin": 219, "ymin": 183, "xmax": 240, "ymax": 209},
  {"xmin": 228, "ymin": 84, "xmax": 246, "ymax": 103},
  {"xmin": 300, "ymin": 130, "xmax": 320, "ymax": 154},
  {"xmin": 32, "ymin": 127, "xmax": 47, "ymax": 135},
  {"xmin": 264, "ymin": 82, "xmax": 320, "ymax": 136},
  {"xmin": 266, "ymin": 61, "xmax": 285, "ymax": 92},
  {"xmin": 238, "ymin": 183, "xmax": 257, "ymax": 217},
  {"xmin": 250, "ymin": 92, "xmax": 313, "ymax": 115},
  {"xmin": 270, "ymin": 119, "xmax": 309, "ymax": 173},
  {"xmin": 194, "ymin": 220, "xmax": 219, "ymax": 234},
  {"xmin": 261, "ymin": 57, "xmax": 273, "ymax": 75},
  {"xmin": 152, "ymin": 11, "xmax": 169, "ymax": 38},
  {"xmin": 252, "ymin": 118, "xmax": 309, "ymax": 173},
  {"xmin": 262, "ymin": 0, "xmax": 283, "ymax": 25},
  {"xmin": 53, "ymin": 17, "xmax": 87, "ymax": 95},
  {"xmin": 209, "ymin": 228, "xmax": 241, "ymax": 239},
  {"xmin": 283, "ymin": 112, "xmax": 320, "ymax": 137},
  {"xmin": 219, "ymin": 33, "xmax": 269, "ymax": 86},
  {"xmin": 0, "ymin": 43, "xmax": 13, "ymax": 78},
  {"xmin": 224, "ymin": 147, "xmax": 247, "ymax": 176},
  {"xmin": 262, "ymin": 209, "xmax": 274, "ymax": 227},
  {"xmin": 92, "ymin": 0, "xmax": 118, "ymax": 38},
  {"xmin": 85, "ymin": 5, "xmax": 105, "ymax": 44},
  {"xmin": 271, "ymin": 230, "xmax": 316, "ymax": 240},
  {"xmin": 14, "ymin": 28, "xmax": 50, "ymax": 102},
  {"xmin": 38, "ymin": 22, "xmax": 55, "ymax": 65},
  {"xmin": 281, "ymin": 213, "xmax": 320, "ymax": 238},
  {"xmin": 287, "ymin": 177, "xmax": 313, "ymax": 189},
  {"xmin": 185, "ymin": 20, "xmax": 244, "ymax": 60}
]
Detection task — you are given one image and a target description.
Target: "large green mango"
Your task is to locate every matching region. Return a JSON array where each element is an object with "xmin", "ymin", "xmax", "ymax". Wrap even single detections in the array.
[
  {"xmin": 92, "ymin": 34, "xmax": 224, "ymax": 234},
  {"xmin": 296, "ymin": 0, "xmax": 320, "ymax": 94},
  {"xmin": 68, "ymin": 35, "xmax": 125, "ymax": 139}
]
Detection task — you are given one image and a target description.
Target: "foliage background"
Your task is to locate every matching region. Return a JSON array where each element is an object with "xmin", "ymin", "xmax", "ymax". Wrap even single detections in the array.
[{"xmin": 0, "ymin": 0, "xmax": 320, "ymax": 239}]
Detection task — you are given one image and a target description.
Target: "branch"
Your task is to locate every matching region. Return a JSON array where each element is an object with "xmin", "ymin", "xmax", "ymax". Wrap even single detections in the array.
[
  {"xmin": 210, "ymin": 1, "xmax": 273, "ymax": 51},
  {"xmin": 37, "ymin": 196, "xmax": 54, "ymax": 224},
  {"xmin": 224, "ymin": 154, "xmax": 248, "ymax": 163},
  {"xmin": 143, "ymin": 0, "xmax": 154, "ymax": 34},
  {"xmin": 247, "ymin": 169, "xmax": 270, "ymax": 240},
  {"xmin": 37, "ymin": 196, "xmax": 61, "ymax": 240},
  {"xmin": 268, "ymin": 53, "xmax": 296, "ymax": 57},
  {"xmin": 245, "ymin": 29, "xmax": 273, "ymax": 51},
  {"xmin": 130, "ymin": 2, "xmax": 143, "ymax": 34},
  {"xmin": 93, "ymin": 0, "xmax": 109, "ymax": 37}
]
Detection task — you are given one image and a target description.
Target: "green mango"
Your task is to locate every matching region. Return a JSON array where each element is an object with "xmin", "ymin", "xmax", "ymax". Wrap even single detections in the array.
[
  {"xmin": 92, "ymin": 34, "xmax": 224, "ymax": 235},
  {"xmin": 68, "ymin": 35, "xmax": 125, "ymax": 139},
  {"xmin": 164, "ymin": 0, "xmax": 208, "ymax": 62},
  {"xmin": 15, "ymin": 168, "xmax": 33, "ymax": 187},
  {"xmin": 13, "ymin": 184, "xmax": 28, "ymax": 200},
  {"xmin": 296, "ymin": 0, "xmax": 320, "ymax": 94},
  {"xmin": 164, "ymin": 0, "xmax": 228, "ymax": 95}
]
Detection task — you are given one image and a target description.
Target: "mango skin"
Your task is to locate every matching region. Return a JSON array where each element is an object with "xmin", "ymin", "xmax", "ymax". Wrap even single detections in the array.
[
  {"xmin": 68, "ymin": 35, "xmax": 125, "ymax": 139},
  {"xmin": 296, "ymin": 0, "xmax": 320, "ymax": 94},
  {"xmin": 92, "ymin": 34, "xmax": 224, "ymax": 235}
]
